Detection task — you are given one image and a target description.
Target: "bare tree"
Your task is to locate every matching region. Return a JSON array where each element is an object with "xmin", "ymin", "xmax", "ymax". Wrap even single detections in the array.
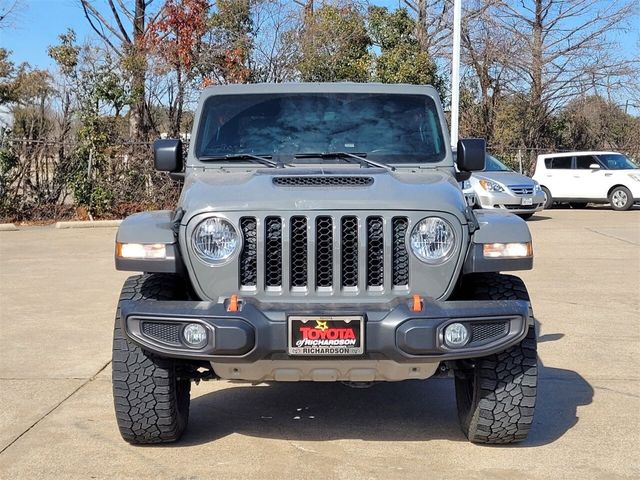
[
  {"xmin": 460, "ymin": 0, "xmax": 516, "ymax": 142},
  {"xmin": 0, "ymin": 0, "xmax": 22, "ymax": 29},
  {"xmin": 251, "ymin": 1, "xmax": 301, "ymax": 83},
  {"xmin": 403, "ymin": 0, "xmax": 452, "ymax": 60},
  {"xmin": 79, "ymin": 0, "xmax": 158, "ymax": 139},
  {"xmin": 496, "ymin": 0, "xmax": 639, "ymax": 150}
]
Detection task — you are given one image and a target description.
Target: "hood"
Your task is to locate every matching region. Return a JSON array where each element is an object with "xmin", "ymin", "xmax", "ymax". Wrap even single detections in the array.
[
  {"xmin": 179, "ymin": 167, "xmax": 468, "ymax": 224},
  {"xmin": 473, "ymin": 170, "xmax": 536, "ymax": 186}
]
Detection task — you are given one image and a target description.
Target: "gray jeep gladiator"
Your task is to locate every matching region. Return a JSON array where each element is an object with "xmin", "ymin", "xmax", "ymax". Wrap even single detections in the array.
[{"xmin": 113, "ymin": 83, "xmax": 537, "ymax": 445}]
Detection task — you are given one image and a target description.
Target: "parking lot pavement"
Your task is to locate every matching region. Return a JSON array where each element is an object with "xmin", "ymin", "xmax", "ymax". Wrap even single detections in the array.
[{"xmin": 1, "ymin": 209, "xmax": 639, "ymax": 480}]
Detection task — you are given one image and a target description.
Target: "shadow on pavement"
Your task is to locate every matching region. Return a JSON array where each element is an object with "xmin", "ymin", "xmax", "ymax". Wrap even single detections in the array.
[
  {"xmin": 538, "ymin": 333, "xmax": 564, "ymax": 343},
  {"xmin": 177, "ymin": 362, "xmax": 592, "ymax": 448},
  {"xmin": 527, "ymin": 215, "xmax": 551, "ymax": 222}
]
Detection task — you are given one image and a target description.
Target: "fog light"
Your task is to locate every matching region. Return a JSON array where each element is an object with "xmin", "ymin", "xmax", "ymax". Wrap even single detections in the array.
[
  {"xmin": 183, "ymin": 323, "xmax": 208, "ymax": 348},
  {"xmin": 444, "ymin": 323, "xmax": 469, "ymax": 347}
]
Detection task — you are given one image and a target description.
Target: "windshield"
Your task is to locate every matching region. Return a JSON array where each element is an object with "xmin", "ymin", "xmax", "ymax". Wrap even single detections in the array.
[
  {"xmin": 597, "ymin": 154, "xmax": 638, "ymax": 170},
  {"xmin": 484, "ymin": 154, "xmax": 512, "ymax": 172},
  {"xmin": 195, "ymin": 93, "xmax": 447, "ymax": 164}
]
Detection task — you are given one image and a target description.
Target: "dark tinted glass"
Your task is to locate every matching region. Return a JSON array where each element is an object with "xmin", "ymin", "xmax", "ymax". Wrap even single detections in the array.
[
  {"xmin": 575, "ymin": 156, "xmax": 597, "ymax": 169},
  {"xmin": 195, "ymin": 93, "xmax": 446, "ymax": 163},
  {"xmin": 547, "ymin": 157, "xmax": 572, "ymax": 169}
]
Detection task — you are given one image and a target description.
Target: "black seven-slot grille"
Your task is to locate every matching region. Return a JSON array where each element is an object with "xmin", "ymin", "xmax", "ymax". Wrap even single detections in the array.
[{"xmin": 238, "ymin": 215, "xmax": 410, "ymax": 291}]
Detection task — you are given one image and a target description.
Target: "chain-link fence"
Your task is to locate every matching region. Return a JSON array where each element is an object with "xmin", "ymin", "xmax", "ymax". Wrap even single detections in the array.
[
  {"xmin": 2, "ymin": 134, "xmax": 637, "ymax": 223},
  {"xmin": 0, "ymin": 136, "xmax": 179, "ymax": 222}
]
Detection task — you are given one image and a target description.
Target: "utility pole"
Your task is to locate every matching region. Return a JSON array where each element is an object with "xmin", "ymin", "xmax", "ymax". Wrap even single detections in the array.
[{"xmin": 450, "ymin": 0, "xmax": 462, "ymax": 147}]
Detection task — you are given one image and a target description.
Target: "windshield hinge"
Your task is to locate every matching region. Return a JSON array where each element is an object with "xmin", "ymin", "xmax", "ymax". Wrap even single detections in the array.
[
  {"xmin": 171, "ymin": 208, "xmax": 185, "ymax": 234},
  {"xmin": 464, "ymin": 206, "xmax": 480, "ymax": 234}
]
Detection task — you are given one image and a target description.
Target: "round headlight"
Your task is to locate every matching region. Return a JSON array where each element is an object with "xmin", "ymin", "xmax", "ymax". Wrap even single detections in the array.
[
  {"xmin": 410, "ymin": 217, "xmax": 456, "ymax": 263},
  {"xmin": 192, "ymin": 217, "xmax": 239, "ymax": 264}
]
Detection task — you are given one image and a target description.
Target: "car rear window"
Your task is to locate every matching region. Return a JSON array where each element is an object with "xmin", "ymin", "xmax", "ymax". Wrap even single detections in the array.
[{"xmin": 544, "ymin": 157, "xmax": 572, "ymax": 169}]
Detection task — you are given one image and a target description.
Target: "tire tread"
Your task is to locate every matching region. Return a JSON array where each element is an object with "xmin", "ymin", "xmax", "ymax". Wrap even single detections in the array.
[
  {"xmin": 455, "ymin": 273, "xmax": 538, "ymax": 444},
  {"xmin": 112, "ymin": 274, "xmax": 190, "ymax": 444}
]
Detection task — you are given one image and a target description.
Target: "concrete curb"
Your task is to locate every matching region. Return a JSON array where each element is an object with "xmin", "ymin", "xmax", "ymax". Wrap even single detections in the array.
[
  {"xmin": 0, "ymin": 223, "xmax": 18, "ymax": 231},
  {"xmin": 55, "ymin": 220, "xmax": 122, "ymax": 229}
]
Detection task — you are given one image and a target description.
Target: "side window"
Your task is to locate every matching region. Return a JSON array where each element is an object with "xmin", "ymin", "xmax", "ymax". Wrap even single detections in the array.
[
  {"xmin": 575, "ymin": 156, "xmax": 596, "ymax": 169},
  {"xmin": 546, "ymin": 157, "xmax": 572, "ymax": 169}
]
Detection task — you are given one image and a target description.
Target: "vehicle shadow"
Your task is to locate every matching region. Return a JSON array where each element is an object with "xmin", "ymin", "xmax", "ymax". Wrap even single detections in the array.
[
  {"xmin": 527, "ymin": 215, "xmax": 551, "ymax": 222},
  {"xmin": 175, "ymin": 361, "xmax": 592, "ymax": 448}
]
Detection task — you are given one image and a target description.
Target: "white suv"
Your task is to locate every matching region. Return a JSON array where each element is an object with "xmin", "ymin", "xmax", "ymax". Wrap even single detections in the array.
[{"xmin": 533, "ymin": 151, "xmax": 640, "ymax": 211}]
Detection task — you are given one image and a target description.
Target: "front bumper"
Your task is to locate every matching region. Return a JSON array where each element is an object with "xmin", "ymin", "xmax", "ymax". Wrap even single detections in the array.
[
  {"xmin": 120, "ymin": 297, "xmax": 533, "ymax": 364},
  {"xmin": 476, "ymin": 191, "xmax": 546, "ymax": 214}
]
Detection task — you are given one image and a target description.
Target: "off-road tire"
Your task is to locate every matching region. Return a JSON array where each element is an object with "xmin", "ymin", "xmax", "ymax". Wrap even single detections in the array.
[
  {"xmin": 112, "ymin": 274, "xmax": 191, "ymax": 444},
  {"xmin": 609, "ymin": 186, "xmax": 634, "ymax": 211},
  {"xmin": 541, "ymin": 187, "xmax": 553, "ymax": 209},
  {"xmin": 454, "ymin": 273, "xmax": 538, "ymax": 444}
]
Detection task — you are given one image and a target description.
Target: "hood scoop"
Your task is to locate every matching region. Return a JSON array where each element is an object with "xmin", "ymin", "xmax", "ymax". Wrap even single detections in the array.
[{"xmin": 273, "ymin": 176, "xmax": 374, "ymax": 187}]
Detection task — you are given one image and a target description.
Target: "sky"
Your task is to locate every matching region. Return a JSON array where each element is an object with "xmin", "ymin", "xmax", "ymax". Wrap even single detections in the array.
[
  {"xmin": 1, "ymin": 0, "xmax": 638, "ymax": 115},
  {"xmin": 3, "ymin": 0, "xmax": 402, "ymax": 69}
]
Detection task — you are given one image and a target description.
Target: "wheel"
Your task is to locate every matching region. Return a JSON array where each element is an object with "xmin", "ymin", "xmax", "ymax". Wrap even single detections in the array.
[
  {"xmin": 112, "ymin": 274, "xmax": 191, "ymax": 444},
  {"xmin": 517, "ymin": 213, "xmax": 533, "ymax": 220},
  {"xmin": 569, "ymin": 202, "xmax": 588, "ymax": 209},
  {"xmin": 541, "ymin": 187, "xmax": 553, "ymax": 209},
  {"xmin": 454, "ymin": 273, "xmax": 538, "ymax": 444},
  {"xmin": 609, "ymin": 186, "xmax": 633, "ymax": 211}
]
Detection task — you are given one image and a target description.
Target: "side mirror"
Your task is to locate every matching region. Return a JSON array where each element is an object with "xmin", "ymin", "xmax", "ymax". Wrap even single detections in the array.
[
  {"xmin": 589, "ymin": 163, "xmax": 601, "ymax": 170},
  {"xmin": 153, "ymin": 139, "xmax": 183, "ymax": 173},
  {"xmin": 456, "ymin": 138, "xmax": 486, "ymax": 172}
]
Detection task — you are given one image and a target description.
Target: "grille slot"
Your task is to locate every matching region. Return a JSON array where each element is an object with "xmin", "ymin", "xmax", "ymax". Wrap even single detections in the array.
[
  {"xmin": 392, "ymin": 217, "xmax": 409, "ymax": 286},
  {"xmin": 341, "ymin": 216, "xmax": 359, "ymax": 287},
  {"xmin": 290, "ymin": 216, "xmax": 308, "ymax": 287},
  {"xmin": 265, "ymin": 217, "xmax": 282, "ymax": 287},
  {"xmin": 366, "ymin": 217, "xmax": 385, "ymax": 287},
  {"xmin": 239, "ymin": 217, "xmax": 257, "ymax": 286},
  {"xmin": 509, "ymin": 185, "xmax": 534, "ymax": 195},
  {"xmin": 273, "ymin": 176, "xmax": 373, "ymax": 187},
  {"xmin": 141, "ymin": 322, "xmax": 181, "ymax": 346},
  {"xmin": 315, "ymin": 216, "xmax": 333, "ymax": 287},
  {"xmin": 470, "ymin": 322, "xmax": 509, "ymax": 344}
]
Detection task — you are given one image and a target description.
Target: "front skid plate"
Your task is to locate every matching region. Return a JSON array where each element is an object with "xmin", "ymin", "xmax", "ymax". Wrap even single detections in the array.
[{"xmin": 212, "ymin": 359, "xmax": 440, "ymax": 382}]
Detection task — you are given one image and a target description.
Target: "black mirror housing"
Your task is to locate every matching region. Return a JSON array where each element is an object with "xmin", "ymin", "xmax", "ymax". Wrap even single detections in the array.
[
  {"xmin": 456, "ymin": 138, "xmax": 486, "ymax": 172},
  {"xmin": 153, "ymin": 139, "xmax": 183, "ymax": 173}
]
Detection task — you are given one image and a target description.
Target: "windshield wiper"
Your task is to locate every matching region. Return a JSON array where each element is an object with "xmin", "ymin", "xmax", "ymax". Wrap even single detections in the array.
[
  {"xmin": 294, "ymin": 152, "xmax": 395, "ymax": 171},
  {"xmin": 199, "ymin": 153, "xmax": 284, "ymax": 168}
]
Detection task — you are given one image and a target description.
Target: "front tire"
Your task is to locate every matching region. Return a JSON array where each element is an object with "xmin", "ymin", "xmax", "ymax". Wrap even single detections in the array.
[
  {"xmin": 454, "ymin": 273, "xmax": 538, "ymax": 444},
  {"xmin": 112, "ymin": 274, "xmax": 191, "ymax": 444},
  {"xmin": 609, "ymin": 186, "xmax": 633, "ymax": 211},
  {"xmin": 541, "ymin": 187, "xmax": 553, "ymax": 209}
]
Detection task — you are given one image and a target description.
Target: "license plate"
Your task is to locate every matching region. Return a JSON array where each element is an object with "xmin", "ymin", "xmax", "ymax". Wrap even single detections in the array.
[
  {"xmin": 521, "ymin": 197, "xmax": 533, "ymax": 205},
  {"xmin": 288, "ymin": 316, "xmax": 364, "ymax": 356}
]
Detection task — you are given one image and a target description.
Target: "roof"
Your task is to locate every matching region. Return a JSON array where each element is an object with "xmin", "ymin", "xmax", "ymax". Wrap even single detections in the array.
[
  {"xmin": 537, "ymin": 151, "xmax": 621, "ymax": 159},
  {"xmin": 200, "ymin": 82, "xmax": 440, "ymax": 98}
]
